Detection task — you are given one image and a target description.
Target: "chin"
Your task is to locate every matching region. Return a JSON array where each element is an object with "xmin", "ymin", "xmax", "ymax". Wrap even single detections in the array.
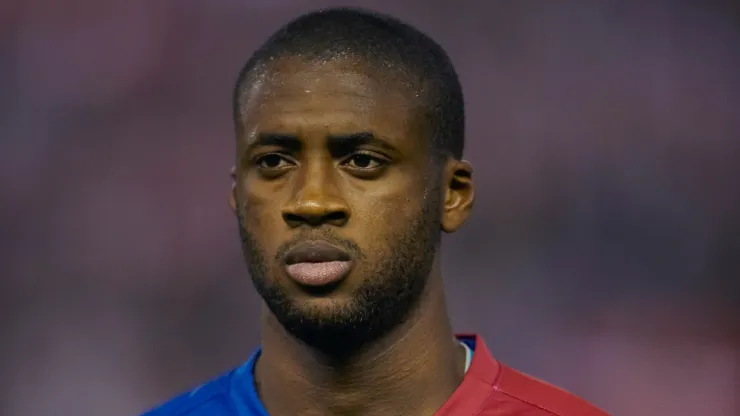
[{"xmin": 288, "ymin": 295, "xmax": 357, "ymax": 319}]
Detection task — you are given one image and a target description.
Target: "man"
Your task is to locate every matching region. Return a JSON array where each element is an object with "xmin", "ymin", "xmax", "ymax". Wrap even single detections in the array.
[{"xmin": 144, "ymin": 7, "xmax": 609, "ymax": 416}]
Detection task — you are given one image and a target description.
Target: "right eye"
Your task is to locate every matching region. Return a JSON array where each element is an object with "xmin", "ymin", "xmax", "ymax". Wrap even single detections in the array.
[{"xmin": 255, "ymin": 154, "xmax": 293, "ymax": 170}]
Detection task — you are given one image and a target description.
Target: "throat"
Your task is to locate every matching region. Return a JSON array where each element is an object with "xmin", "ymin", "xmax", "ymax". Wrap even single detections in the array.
[
  {"xmin": 255, "ymin": 340, "xmax": 465, "ymax": 416},
  {"xmin": 255, "ymin": 287, "xmax": 466, "ymax": 415}
]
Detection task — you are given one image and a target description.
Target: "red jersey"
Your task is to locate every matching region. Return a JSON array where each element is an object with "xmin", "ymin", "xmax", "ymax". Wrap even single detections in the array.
[{"xmin": 439, "ymin": 334, "xmax": 610, "ymax": 415}]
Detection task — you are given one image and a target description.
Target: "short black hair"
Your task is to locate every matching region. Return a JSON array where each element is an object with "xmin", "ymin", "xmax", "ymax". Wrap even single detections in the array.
[{"xmin": 232, "ymin": 7, "xmax": 465, "ymax": 159}]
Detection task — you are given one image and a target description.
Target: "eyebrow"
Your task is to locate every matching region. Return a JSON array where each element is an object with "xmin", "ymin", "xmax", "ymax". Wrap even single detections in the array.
[
  {"xmin": 245, "ymin": 133, "xmax": 302, "ymax": 154},
  {"xmin": 245, "ymin": 131, "xmax": 396, "ymax": 153},
  {"xmin": 326, "ymin": 132, "xmax": 396, "ymax": 153}
]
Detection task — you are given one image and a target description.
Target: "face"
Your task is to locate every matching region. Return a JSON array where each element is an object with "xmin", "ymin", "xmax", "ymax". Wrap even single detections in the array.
[{"xmin": 230, "ymin": 57, "xmax": 473, "ymax": 353}]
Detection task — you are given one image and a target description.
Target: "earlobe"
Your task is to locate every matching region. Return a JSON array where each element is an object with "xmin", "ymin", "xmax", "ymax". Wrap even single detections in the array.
[{"xmin": 441, "ymin": 160, "xmax": 474, "ymax": 233}]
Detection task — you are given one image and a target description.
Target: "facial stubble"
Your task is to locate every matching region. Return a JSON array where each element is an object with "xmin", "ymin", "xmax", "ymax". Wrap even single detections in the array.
[{"xmin": 237, "ymin": 186, "xmax": 442, "ymax": 356}]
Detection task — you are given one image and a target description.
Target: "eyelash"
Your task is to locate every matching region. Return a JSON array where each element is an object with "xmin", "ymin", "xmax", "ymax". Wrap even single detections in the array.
[
  {"xmin": 255, "ymin": 153, "xmax": 294, "ymax": 170},
  {"xmin": 252, "ymin": 152, "xmax": 388, "ymax": 172},
  {"xmin": 343, "ymin": 152, "xmax": 386, "ymax": 169}
]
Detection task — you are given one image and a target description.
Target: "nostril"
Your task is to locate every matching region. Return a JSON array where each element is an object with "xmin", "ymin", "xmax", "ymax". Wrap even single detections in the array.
[
  {"xmin": 282, "ymin": 210, "xmax": 348, "ymax": 227},
  {"xmin": 283, "ymin": 213, "xmax": 304, "ymax": 225},
  {"xmin": 324, "ymin": 211, "xmax": 347, "ymax": 223}
]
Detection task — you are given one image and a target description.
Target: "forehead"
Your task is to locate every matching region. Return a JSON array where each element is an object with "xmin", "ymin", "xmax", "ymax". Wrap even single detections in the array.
[{"xmin": 237, "ymin": 57, "xmax": 425, "ymax": 143}]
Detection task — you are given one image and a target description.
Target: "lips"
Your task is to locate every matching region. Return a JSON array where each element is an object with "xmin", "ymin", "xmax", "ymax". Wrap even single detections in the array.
[{"xmin": 283, "ymin": 241, "xmax": 353, "ymax": 287}]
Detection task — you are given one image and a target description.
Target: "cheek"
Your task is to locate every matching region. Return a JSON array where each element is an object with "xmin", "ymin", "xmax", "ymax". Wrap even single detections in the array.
[
  {"xmin": 352, "ymin": 174, "xmax": 427, "ymax": 218},
  {"xmin": 240, "ymin": 185, "xmax": 284, "ymax": 238},
  {"xmin": 347, "ymin": 187, "xmax": 426, "ymax": 251}
]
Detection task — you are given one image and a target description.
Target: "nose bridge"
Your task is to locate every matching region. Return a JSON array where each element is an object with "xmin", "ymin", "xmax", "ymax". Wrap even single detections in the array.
[
  {"xmin": 296, "ymin": 154, "xmax": 336, "ymax": 204},
  {"xmin": 282, "ymin": 151, "xmax": 349, "ymax": 227}
]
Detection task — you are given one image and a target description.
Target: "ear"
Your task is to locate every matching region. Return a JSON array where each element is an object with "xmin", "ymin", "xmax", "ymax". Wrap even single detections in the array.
[
  {"xmin": 441, "ymin": 159, "xmax": 474, "ymax": 233},
  {"xmin": 229, "ymin": 166, "xmax": 238, "ymax": 212}
]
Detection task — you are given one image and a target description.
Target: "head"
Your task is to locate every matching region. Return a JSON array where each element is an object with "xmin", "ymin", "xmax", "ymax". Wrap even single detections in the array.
[{"xmin": 229, "ymin": 8, "xmax": 474, "ymax": 354}]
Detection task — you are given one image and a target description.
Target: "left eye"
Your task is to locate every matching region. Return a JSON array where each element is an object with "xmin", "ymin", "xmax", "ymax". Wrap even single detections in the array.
[{"xmin": 344, "ymin": 154, "xmax": 382, "ymax": 169}]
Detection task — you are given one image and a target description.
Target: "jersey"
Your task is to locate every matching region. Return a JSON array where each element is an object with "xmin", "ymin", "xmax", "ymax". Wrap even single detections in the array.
[{"xmin": 142, "ymin": 334, "xmax": 610, "ymax": 415}]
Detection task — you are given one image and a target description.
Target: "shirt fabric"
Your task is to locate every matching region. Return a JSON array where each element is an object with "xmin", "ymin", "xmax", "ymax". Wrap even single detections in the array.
[{"xmin": 143, "ymin": 334, "xmax": 609, "ymax": 416}]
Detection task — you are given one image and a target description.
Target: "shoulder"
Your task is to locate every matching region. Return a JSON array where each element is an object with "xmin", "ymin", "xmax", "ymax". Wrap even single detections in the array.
[
  {"xmin": 488, "ymin": 364, "xmax": 610, "ymax": 416},
  {"xmin": 448, "ymin": 335, "xmax": 609, "ymax": 415},
  {"xmin": 141, "ymin": 368, "xmax": 239, "ymax": 416}
]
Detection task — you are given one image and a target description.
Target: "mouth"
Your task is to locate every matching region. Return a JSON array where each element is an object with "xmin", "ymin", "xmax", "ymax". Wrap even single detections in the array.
[{"xmin": 283, "ymin": 241, "xmax": 353, "ymax": 287}]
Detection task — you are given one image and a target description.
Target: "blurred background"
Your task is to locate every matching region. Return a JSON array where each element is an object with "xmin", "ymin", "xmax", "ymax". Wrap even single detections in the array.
[{"xmin": 1, "ymin": 0, "xmax": 739, "ymax": 415}]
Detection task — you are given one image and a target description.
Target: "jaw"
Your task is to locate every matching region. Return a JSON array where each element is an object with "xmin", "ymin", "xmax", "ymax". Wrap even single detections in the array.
[
  {"xmin": 255, "ymin": 265, "xmax": 461, "ymax": 415},
  {"xmin": 260, "ymin": 254, "xmax": 449, "ymax": 362}
]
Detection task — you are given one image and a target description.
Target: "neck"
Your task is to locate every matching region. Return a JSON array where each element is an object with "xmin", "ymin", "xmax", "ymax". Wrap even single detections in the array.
[{"xmin": 254, "ymin": 273, "xmax": 465, "ymax": 416}]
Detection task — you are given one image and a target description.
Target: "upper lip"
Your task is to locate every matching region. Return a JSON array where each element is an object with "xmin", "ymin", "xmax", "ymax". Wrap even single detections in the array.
[{"xmin": 284, "ymin": 240, "xmax": 352, "ymax": 265}]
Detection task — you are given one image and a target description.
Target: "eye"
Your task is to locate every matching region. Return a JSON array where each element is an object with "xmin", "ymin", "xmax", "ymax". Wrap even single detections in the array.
[
  {"xmin": 343, "ymin": 153, "xmax": 384, "ymax": 170},
  {"xmin": 256, "ymin": 154, "xmax": 293, "ymax": 170}
]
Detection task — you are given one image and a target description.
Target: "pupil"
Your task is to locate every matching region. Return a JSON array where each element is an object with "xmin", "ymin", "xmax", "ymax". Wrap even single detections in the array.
[
  {"xmin": 263, "ymin": 155, "xmax": 281, "ymax": 167},
  {"xmin": 353, "ymin": 155, "xmax": 371, "ymax": 168}
]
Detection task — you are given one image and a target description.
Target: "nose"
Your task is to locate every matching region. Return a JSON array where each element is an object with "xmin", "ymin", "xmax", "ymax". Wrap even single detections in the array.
[{"xmin": 281, "ymin": 165, "xmax": 349, "ymax": 228}]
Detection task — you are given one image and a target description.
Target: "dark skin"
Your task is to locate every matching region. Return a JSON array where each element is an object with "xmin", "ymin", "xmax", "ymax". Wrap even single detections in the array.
[{"xmin": 229, "ymin": 57, "xmax": 475, "ymax": 415}]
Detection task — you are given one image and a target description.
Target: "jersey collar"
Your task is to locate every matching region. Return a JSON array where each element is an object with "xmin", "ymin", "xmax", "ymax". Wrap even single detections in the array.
[{"xmin": 434, "ymin": 334, "xmax": 502, "ymax": 415}]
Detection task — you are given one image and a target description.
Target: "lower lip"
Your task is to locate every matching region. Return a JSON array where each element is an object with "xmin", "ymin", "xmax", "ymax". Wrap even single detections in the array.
[{"xmin": 285, "ymin": 261, "xmax": 352, "ymax": 287}]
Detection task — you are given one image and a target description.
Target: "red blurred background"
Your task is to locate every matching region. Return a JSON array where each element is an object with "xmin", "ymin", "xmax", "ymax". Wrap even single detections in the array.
[{"xmin": 1, "ymin": 1, "xmax": 738, "ymax": 415}]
